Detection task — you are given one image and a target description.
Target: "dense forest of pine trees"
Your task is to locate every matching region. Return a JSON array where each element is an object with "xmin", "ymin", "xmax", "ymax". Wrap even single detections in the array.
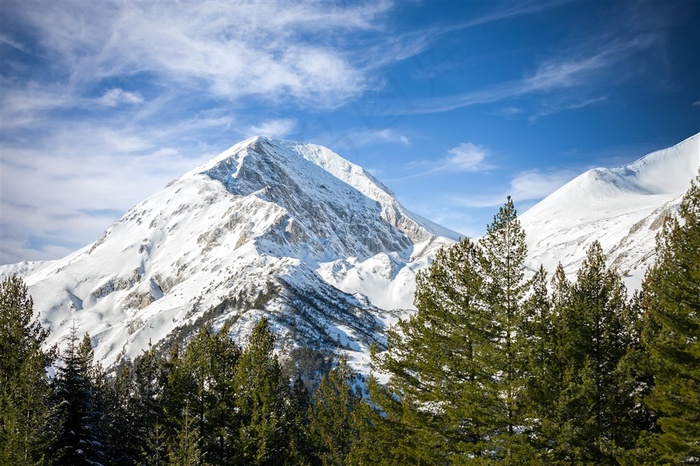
[{"xmin": 1, "ymin": 176, "xmax": 698, "ymax": 465}]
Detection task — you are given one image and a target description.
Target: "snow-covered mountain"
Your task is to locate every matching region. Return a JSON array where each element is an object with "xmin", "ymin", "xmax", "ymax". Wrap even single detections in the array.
[
  {"xmin": 1, "ymin": 137, "xmax": 458, "ymax": 372},
  {"xmin": 521, "ymin": 133, "xmax": 699, "ymax": 289},
  {"xmin": 3, "ymin": 134, "xmax": 697, "ymax": 372}
]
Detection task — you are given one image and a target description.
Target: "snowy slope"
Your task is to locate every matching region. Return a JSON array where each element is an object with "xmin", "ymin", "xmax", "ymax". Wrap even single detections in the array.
[
  {"xmin": 521, "ymin": 133, "xmax": 699, "ymax": 288},
  {"xmin": 1, "ymin": 137, "xmax": 457, "ymax": 372}
]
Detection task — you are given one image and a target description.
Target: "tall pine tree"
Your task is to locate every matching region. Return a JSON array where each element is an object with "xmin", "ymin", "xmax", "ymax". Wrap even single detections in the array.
[
  {"xmin": 370, "ymin": 238, "xmax": 497, "ymax": 462},
  {"xmin": 554, "ymin": 242, "xmax": 637, "ymax": 463},
  {"xmin": 480, "ymin": 196, "xmax": 531, "ymax": 459},
  {"xmin": 641, "ymin": 174, "xmax": 700, "ymax": 463},
  {"xmin": 308, "ymin": 357, "xmax": 361, "ymax": 466}
]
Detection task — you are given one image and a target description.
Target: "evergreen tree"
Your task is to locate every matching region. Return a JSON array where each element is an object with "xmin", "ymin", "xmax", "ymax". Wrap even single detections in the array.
[
  {"xmin": 0, "ymin": 275, "xmax": 54, "ymax": 465},
  {"xmin": 162, "ymin": 325, "xmax": 241, "ymax": 465},
  {"xmin": 308, "ymin": 357, "xmax": 361, "ymax": 466},
  {"xmin": 522, "ymin": 265, "xmax": 558, "ymax": 457},
  {"xmin": 233, "ymin": 317, "xmax": 290, "ymax": 465},
  {"xmin": 641, "ymin": 174, "xmax": 700, "ymax": 463},
  {"xmin": 371, "ymin": 238, "xmax": 497, "ymax": 463},
  {"xmin": 480, "ymin": 196, "xmax": 531, "ymax": 458},
  {"xmin": 104, "ymin": 362, "xmax": 140, "ymax": 466},
  {"xmin": 285, "ymin": 375, "xmax": 315, "ymax": 465},
  {"xmin": 554, "ymin": 242, "xmax": 636, "ymax": 463},
  {"xmin": 534, "ymin": 264, "xmax": 572, "ymax": 462},
  {"xmin": 51, "ymin": 327, "xmax": 106, "ymax": 465},
  {"xmin": 168, "ymin": 403, "xmax": 203, "ymax": 466}
]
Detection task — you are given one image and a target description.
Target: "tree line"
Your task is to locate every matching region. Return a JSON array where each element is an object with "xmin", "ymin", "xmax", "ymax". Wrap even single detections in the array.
[{"xmin": 1, "ymin": 175, "xmax": 698, "ymax": 465}]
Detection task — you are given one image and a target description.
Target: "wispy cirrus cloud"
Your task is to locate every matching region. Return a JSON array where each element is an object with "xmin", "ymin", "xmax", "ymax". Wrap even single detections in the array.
[
  {"xmin": 409, "ymin": 17, "xmax": 666, "ymax": 117},
  {"xmin": 396, "ymin": 142, "xmax": 492, "ymax": 180}
]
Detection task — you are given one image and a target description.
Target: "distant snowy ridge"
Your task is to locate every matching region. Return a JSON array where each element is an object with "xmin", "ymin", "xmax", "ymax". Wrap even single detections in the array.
[
  {"xmin": 0, "ymin": 137, "xmax": 457, "ymax": 372},
  {"xmin": 521, "ymin": 132, "xmax": 699, "ymax": 288}
]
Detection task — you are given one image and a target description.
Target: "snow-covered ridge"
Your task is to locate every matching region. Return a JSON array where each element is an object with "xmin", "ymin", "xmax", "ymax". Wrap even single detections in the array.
[
  {"xmin": 522, "ymin": 132, "xmax": 699, "ymax": 288},
  {"xmin": 1, "ymin": 136, "xmax": 457, "ymax": 372}
]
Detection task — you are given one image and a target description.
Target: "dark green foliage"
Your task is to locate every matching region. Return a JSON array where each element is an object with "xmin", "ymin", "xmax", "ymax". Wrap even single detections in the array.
[
  {"xmin": 371, "ymin": 237, "xmax": 497, "ymax": 462},
  {"xmin": 168, "ymin": 404, "xmax": 202, "ymax": 466},
  {"xmin": 480, "ymin": 196, "xmax": 531, "ymax": 458},
  {"xmin": 550, "ymin": 242, "xmax": 638, "ymax": 463},
  {"xmin": 365, "ymin": 198, "xmax": 535, "ymax": 463},
  {"xmin": 50, "ymin": 326, "xmax": 107, "ymax": 465},
  {"xmin": 233, "ymin": 317, "xmax": 293, "ymax": 465},
  {"xmin": 163, "ymin": 323, "xmax": 242, "ymax": 465},
  {"xmin": 641, "ymin": 174, "xmax": 700, "ymax": 463},
  {"xmin": 0, "ymin": 275, "xmax": 54, "ymax": 465},
  {"xmin": 308, "ymin": 358, "xmax": 361, "ymax": 466}
]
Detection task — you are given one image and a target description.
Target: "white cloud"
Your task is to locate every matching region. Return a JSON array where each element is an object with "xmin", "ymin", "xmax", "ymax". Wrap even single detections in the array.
[
  {"xmin": 0, "ymin": 124, "xmax": 208, "ymax": 264},
  {"xmin": 439, "ymin": 143, "xmax": 489, "ymax": 172},
  {"xmin": 248, "ymin": 118, "xmax": 297, "ymax": 138},
  {"xmin": 453, "ymin": 169, "xmax": 575, "ymax": 208},
  {"xmin": 98, "ymin": 88, "xmax": 144, "ymax": 107},
  {"xmin": 373, "ymin": 129, "xmax": 411, "ymax": 146},
  {"xmin": 8, "ymin": 2, "xmax": 391, "ymax": 111}
]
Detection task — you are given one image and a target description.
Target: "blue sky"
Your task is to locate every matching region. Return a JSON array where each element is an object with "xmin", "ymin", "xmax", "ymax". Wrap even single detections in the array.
[{"xmin": 1, "ymin": 0, "xmax": 698, "ymax": 264}]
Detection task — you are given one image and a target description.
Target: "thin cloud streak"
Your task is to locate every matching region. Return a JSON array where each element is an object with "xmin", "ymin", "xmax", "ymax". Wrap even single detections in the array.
[{"xmin": 407, "ymin": 29, "xmax": 663, "ymax": 115}]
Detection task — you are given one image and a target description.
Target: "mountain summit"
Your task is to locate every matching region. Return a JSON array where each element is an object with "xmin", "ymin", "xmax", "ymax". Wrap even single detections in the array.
[
  {"xmin": 521, "ymin": 132, "xmax": 699, "ymax": 288},
  {"xmin": 6, "ymin": 137, "xmax": 457, "ymax": 370}
]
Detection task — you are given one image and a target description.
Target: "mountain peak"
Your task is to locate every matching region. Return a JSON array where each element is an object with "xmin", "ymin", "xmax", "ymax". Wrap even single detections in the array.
[
  {"xmin": 4, "ymin": 136, "xmax": 457, "ymax": 369},
  {"xmin": 521, "ymin": 132, "xmax": 699, "ymax": 288}
]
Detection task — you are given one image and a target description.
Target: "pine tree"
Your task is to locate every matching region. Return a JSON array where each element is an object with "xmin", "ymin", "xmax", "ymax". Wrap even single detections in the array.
[
  {"xmin": 308, "ymin": 357, "xmax": 361, "ymax": 466},
  {"xmin": 168, "ymin": 403, "xmax": 203, "ymax": 466},
  {"xmin": 0, "ymin": 275, "xmax": 54, "ymax": 465},
  {"xmin": 533, "ymin": 264, "xmax": 572, "ymax": 462},
  {"xmin": 162, "ymin": 325, "xmax": 241, "ymax": 465},
  {"xmin": 641, "ymin": 174, "xmax": 700, "ymax": 463},
  {"xmin": 285, "ymin": 375, "xmax": 314, "ymax": 466},
  {"xmin": 522, "ymin": 265, "xmax": 558, "ymax": 457},
  {"xmin": 479, "ymin": 196, "xmax": 531, "ymax": 458},
  {"xmin": 554, "ymin": 242, "xmax": 636, "ymax": 463},
  {"xmin": 370, "ymin": 238, "xmax": 497, "ymax": 463},
  {"xmin": 51, "ymin": 327, "xmax": 106, "ymax": 465},
  {"xmin": 233, "ymin": 317, "xmax": 290, "ymax": 465},
  {"xmin": 105, "ymin": 362, "xmax": 140, "ymax": 466}
]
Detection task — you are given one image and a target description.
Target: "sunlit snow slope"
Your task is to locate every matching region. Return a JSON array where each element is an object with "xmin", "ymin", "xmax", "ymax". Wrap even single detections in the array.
[
  {"xmin": 521, "ymin": 133, "xmax": 699, "ymax": 289},
  {"xmin": 0, "ymin": 137, "xmax": 458, "ymax": 371}
]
